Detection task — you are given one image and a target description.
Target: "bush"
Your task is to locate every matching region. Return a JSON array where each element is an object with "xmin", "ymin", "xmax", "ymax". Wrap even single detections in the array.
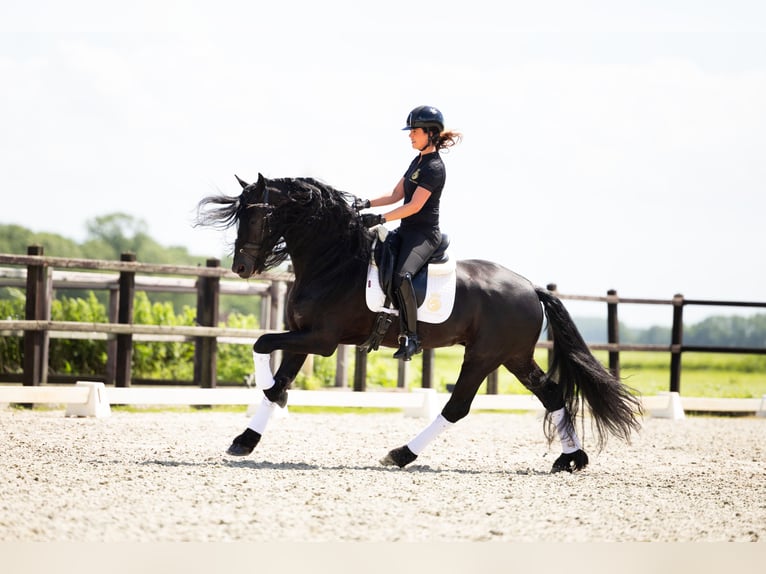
[
  {"xmin": 131, "ymin": 292, "xmax": 195, "ymax": 380},
  {"xmin": 217, "ymin": 312, "xmax": 259, "ymax": 383},
  {"xmin": 0, "ymin": 290, "xmax": 263, "ymax": 382},
  {"xmin": 49, "ymin": 292, "xmax": 108, "ymax": 375},
  {"xmin": 0, "ymin": 292, "xmax": 24, "ymax": 373}
]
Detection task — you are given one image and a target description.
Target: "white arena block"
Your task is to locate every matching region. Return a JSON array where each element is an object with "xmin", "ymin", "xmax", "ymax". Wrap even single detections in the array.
[
  {"xmin": 650, "ymin": 391, "xmax": 685, "ymax": 420},
  {"xmin": 0, "ymin": 385, "xmax": 89, "ymax": 405},
  {"xmin": 403, "ymin": 388, "xmax": 441, "ymax": 419},
  {"xmin": 758, "ymin": 395, "xmax": 766, "ymax": 418},
  {"xmin": 65, "ymin": 381, "xmax": 111, "ymax": 418}
]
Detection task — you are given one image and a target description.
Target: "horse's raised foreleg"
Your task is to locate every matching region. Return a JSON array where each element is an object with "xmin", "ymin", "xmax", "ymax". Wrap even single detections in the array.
[
  {"xmin": 253, "ymin": 330, "xmax": 338, "ymax": 357},
  {"xmin": 228, "ymin": 329, "xmax": 336, "ymax": 457},
  {"xmin": 226, "ymin": 350, "xmax": 307, "ymax": 457},
  {"xmin": 510, "ymin": 359, "xmax": 588, "ymax": 473},
  {"xmin": 381, "ymin": 355, "xmax": 491, "ymax": 468},
  {"xmin": 253, "ymin": 350, "xmax": 309, "ymax": 407}
]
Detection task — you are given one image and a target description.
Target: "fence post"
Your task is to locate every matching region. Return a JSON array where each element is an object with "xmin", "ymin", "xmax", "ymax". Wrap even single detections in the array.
[
  {"xmin": 194, "ymin": 258, "xmax": 220, "ymax": 389},
  {"xmin": 421, "ymin": 349, "xmax": 434, "ymax": 388},
  {"xmin": 353, "ymin": 347, "xmax": 367, "ymax": 391},
  {"xmin": 260, "ymin": 294, "xmax": 271, "ymax": 334},
  {"xmin": 546, "ymin": 283, "xmax": 557, "ymax": 370},
  {"xmin": 669, "ymin": 293, "xmax": 684, "ymax": 393},
  {"xmin": 486, "ymin": 370, "xmax": 498, "ymax": 394},
  {"xmin": 105, "ymin": 285, "xmax": 119, "ymax": 386},
  {"xmin": 268, "ymin": 281, "xmax": 287, "ymax": 372},
  {"xmin": 397, "ymin": 360, "xmax": 408, "ymax": 388},
  {"xmin": 23, "ymin": 245, "xmax": 47, "ymax": 387},
  {"xmin": 607, "ymin": 289, "xmax": 620, "ymax": 378},
  {"xmin": 335, "ymin": 345, "xmax": 349, "ymax": 387},
  {"xmin": 115, "ymin": 252, "xmax": 136, "ymax": 388},
  {"xmin": 40, "ymin": 266, "xmax": 53, "ymax": 385}
]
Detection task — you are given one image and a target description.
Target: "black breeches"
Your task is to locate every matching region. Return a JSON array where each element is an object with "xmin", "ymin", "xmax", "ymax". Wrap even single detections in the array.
[{"xmin": 389, "ymin": 228, "xmax": 441, "ymax": 290}]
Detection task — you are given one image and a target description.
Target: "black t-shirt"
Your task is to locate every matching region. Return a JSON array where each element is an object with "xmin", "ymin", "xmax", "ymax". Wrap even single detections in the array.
[{"xmin": 401, "ymin": 151, "xmax": 445, "ymax": 231}]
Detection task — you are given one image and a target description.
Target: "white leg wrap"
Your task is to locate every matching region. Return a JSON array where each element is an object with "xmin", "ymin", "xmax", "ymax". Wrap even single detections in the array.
[
  {"xmin": 551, "ymin": 407, "xmax": 583, "ymax": 454},
  {"xmin": 247, "ymin": 396, "xmax": 278, "ymax": 434},
  {"xmin": 407, "ymin": 414, "xmax": 454, "ymax": 455},
  {"xmin": 253, "ymin": 352, "xmax": 275, "ymax": 390}
]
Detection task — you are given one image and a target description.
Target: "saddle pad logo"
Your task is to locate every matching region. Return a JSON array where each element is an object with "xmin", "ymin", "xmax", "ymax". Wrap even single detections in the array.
[{"xmin": 365, "ymin": 260, "xmax": 457, "ymax": 324}]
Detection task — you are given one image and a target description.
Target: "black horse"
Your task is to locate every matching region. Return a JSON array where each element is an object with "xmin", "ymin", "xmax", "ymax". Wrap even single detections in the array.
[{"xmin": 197, "ymin": 174, "xmax": 642, "ymax": 472}]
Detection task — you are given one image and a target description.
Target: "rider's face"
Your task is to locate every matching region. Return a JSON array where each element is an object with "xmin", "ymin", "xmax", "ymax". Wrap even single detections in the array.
[{"xmin": 408, "ymin": 127, "xmax": 430, "ymax": 151}]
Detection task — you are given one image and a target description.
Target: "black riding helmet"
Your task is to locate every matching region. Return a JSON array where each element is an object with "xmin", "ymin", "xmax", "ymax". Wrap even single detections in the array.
[{"xmin": 402, "ymin": 105, "xmax": 444, "ymax": 132}]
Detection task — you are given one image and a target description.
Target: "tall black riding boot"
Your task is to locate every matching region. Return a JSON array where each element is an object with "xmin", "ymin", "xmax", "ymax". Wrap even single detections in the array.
[{"xmin": 393, "ymin": 273, "xmax": 422, "ymax": 361}]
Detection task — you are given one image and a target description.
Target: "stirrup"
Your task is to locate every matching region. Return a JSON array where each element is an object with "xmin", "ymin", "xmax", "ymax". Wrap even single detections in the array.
[{"xmin": 393, "ymin": 334, "xmax": 421, "ymax": 361}]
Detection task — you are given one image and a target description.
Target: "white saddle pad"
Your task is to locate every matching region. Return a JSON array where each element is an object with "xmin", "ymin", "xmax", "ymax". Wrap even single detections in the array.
[{"xmin": 365, "ymin": 258, "xmax": 457, "ymax": 324}]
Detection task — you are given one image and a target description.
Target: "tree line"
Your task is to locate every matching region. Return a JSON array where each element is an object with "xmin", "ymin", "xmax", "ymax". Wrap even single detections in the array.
[
  {"xmin": 0, "ymin": 214, "xmax": 260, "ymax": 317},
  {"xmin": 573, "ymin": 315, "xmax": 766, "ymax": 347},
  {"xmin": 0, "ymin": 213, "xmax": 213, "ymax": 265}
]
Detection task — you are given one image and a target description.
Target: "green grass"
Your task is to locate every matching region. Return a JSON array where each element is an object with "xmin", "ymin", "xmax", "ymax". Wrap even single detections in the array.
[
  {"xmin": 343, "ymin": 346, "xmax": 766, "ymax": 399},
  {"xmin": 600, "ymin": 351, "xmax": 766, "ymax": 399},
  {"xmin": 108, "ymin": 404, "xmax": 248, "ymax": 414}
]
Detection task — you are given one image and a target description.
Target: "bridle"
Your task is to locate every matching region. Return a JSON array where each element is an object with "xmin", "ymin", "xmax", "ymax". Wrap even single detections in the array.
[{"xmin": 237, "ymin": 186, "xmax": 274, "ymax": 264}]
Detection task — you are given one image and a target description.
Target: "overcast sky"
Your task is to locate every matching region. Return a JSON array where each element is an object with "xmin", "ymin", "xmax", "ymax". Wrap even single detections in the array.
[{"xmin": 2, "ymin": 1, "xmax": 764, "ymax": 325}]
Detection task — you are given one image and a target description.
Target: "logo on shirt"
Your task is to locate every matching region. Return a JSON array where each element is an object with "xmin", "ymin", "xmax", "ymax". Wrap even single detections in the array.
[{"xmin": 411, "ymin": 169, "xmax": 420, "ymax": 181}]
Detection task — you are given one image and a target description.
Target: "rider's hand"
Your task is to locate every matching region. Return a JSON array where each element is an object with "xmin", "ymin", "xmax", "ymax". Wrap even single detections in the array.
[
  {"xmin": 361, "ymin": 213, "xmax": 385, "ymax": 228},
  {"xmin": 353, "ymin": 197, "xmax": 371, "ymax": 211}
]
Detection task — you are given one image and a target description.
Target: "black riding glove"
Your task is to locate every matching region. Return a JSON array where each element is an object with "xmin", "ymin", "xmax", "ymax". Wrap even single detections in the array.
[
  {"xmin": 352, "ymin": 197, "xmax": 371, "ymax": 211},
  {"xmin": 361, "ymin": 213, "xmax": 386, "ymax": 228}
]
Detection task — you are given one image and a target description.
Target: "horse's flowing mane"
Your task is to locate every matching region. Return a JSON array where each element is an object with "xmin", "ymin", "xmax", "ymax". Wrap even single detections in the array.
[
  {"xmin": 196, "ymin": 176, "xmax": 373, "ymax": 277},
  {"xmin": 195, "ymin": 192, "xmax": 241, "ymax": 231}
]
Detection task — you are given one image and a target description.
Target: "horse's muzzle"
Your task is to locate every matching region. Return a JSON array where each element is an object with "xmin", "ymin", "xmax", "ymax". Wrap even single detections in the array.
[
  {"xmin": 233, "ymin": 248, "xmax": 259, "ymax": 278},
  {"xmin": 232, "ymin": 257, "xmax": 255, "ymax": 279}
]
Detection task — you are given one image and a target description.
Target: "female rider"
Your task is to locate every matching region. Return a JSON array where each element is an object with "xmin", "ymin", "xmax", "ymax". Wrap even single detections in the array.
[{"xmin": 355, "ymin": 105, "xmax": 461, "ymax": 361}]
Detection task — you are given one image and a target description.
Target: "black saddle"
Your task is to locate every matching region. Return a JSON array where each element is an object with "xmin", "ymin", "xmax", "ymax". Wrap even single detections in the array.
[{"xmin": 373, "ymin": 233, "xmax": 450, "ymax": 307}]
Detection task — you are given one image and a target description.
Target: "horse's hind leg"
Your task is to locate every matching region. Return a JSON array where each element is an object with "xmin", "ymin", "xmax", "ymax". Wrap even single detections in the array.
[
  {"xmin": 381, "ymin": 355, "xmax": 494, "ymax": 468},
  {"xmin": 510, "ymin": 359, "xmax": 588, "ymax": 473}
]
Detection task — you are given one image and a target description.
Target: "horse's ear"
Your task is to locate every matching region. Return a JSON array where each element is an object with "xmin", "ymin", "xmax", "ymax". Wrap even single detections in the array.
[
  {"xmin": 256, "ymin": 173, "xmax": 265, "ymax": 188},
  {"xmin": 235, "ymin": 174, "xmax": 249, "ymax": 189}
]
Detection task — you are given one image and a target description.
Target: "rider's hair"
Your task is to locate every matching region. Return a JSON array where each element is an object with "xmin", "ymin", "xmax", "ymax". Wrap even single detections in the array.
[{"xmin": 429, "ymin": 128, "xmax": 462, "ymax": 151}]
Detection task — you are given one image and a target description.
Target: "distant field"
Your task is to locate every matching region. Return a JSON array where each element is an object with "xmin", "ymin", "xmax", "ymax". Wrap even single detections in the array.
[{"xmin": 345, "ymin": 346, "xmax": 766, "ymax": 399}]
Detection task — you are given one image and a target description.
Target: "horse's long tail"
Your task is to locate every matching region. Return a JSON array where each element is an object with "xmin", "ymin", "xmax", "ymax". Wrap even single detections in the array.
[{"xmin": 536, "ymin": 286, "xmax": 643, "ymax": 449}]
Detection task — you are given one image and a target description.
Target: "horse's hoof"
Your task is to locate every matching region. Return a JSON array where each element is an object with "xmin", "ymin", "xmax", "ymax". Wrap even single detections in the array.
[
  {"xmin": 551, "ymin": 449, "xmax": 589, "ymax": 473},
  {"xmin": 264, "ymin": 387, "xmax": 288, "ymax": 408},
  {"xmin": 380, "ymin": 445, "xmax": 418, "ymax": 468},
  {"xmin": 226, "ymin": 428, "xmax": 261, "ymax": 456}
]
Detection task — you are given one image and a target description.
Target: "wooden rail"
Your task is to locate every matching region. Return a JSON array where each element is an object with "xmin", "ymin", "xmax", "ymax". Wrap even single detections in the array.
[
  {"xmin": 1, "ymin": 247, "xmax": 290, "ymax": 389},
  {"xmin": 545, "ymin": 283, "xmax": 766, "ymax": 394},
  {"xmin": 2, "ymin": 248, "xmax": 765, "ymax": 396}
]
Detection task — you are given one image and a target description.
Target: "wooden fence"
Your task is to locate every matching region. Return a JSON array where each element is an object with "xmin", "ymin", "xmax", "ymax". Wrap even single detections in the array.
[
  {"xmin": 546, "ymin": 284, "xmax": 766, "ymax": 393},
  {"xmin": 1, "ymin": 247, "xmax": 765, "ymax": 395},
  {"xmin": 0, "ymin": 246, "xmax": 292, "ymax": 388}
]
